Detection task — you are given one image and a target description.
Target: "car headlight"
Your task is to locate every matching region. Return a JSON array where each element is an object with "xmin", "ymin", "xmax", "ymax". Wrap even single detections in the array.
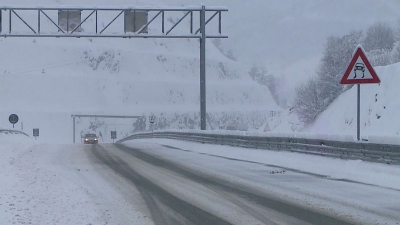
[
  {"xmin": 85, "ymin": 138, "xmax": 89, "ymax": 141},
  {"xmin": 94, "ymin": 138, "xmax": 98, "ymax": 141}
]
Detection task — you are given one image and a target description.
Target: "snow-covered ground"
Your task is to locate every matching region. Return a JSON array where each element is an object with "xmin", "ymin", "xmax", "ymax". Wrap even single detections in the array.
[
  {"xmin": 1, "ymin": 0, "xmax": 400, "ymax": 223},
  {"xmin": 1, "ymin": 0, "xmax": 400, "ymax": 142},
  {"xmin": 309, "ymin": 62, "xmax": 400, "ymax": 141},
  {"xmin": 123, "ymin": 138, "xmax": 400, "ymax": 224},
  {"xmin": 2, "ymin": 131, "xmax": 400, "ymax": 224},
  {"xmin": 0, "ymin": 133, "xmax": 153, "ymax": 225}
]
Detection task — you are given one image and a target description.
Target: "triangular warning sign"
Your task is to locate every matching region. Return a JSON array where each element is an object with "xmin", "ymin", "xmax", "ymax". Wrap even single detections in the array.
[{"xmin": 340, "ymin": 46, "xmax": 380, "ymax": 84}]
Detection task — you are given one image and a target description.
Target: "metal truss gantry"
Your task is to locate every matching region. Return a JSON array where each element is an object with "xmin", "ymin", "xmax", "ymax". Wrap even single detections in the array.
[{"xmin": 0, "ymin": 6, "xmax": 228, "ymax": 134}]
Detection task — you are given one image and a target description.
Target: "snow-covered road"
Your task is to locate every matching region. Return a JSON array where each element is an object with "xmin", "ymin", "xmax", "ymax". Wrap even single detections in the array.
[
  {"xmin": 0, "ymin": 136, "xmax": 153, "ymax": 225},
  {"xmin": 95, "ymin": 144, "xmax": 349, "ymax": 225},
  {"xmin": 119, "ymin": 140, "xmax": 400, "ymax": 225},
  {"xmin": 1, "ymin": 135, "xmax": 399, "ymax": 224}
]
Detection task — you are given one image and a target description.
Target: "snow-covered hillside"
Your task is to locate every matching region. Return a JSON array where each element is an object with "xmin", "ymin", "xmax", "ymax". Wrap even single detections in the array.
[
  {"xmin": 154, "ymin": 0, "xmax": 400, "ymax": 103},
  {"xmin": 1, "ymin": 0, "xmax": 400, "ymax": 142},
  {"xmin": 3, "ymin": 0, "xmax": 400, "ymax": 104},
  {"xmin": 308, "ymin": 62, "xmax": 400, "ymax": 139},
  {"xmin": 0, "ymin": 0, "xmax": 281, "ymax": 142}
]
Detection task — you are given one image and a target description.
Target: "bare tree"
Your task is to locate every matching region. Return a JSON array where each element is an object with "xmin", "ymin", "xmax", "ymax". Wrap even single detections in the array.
[
  {"xmin": 391, "ymin": 42, "xmax": 400, "ymax": 64},
  {"xmin": 294, "ymin": 24, "xmax": 398, "ymax": 124},
  {"xmin": 248, "ymin": 65, "xmax": 283, "ymax": 107},
  {"xmin": 246, "ymin": 111, "xmax": 266, "ymax": 130},
  {"xmin": 225, "ymin": 49, "xmax": 237, "ymax": 61},
  {"xmin": 364, "ymin": 22, "xmax": 395, "ymax": 52},
  {"xmin": 212, "ymin": 38, "xmax": 237, "ymax": 61},
  {"xmin": 293, "ymin": 78, "xmax": 324, "ymax": 123},
  {"xmin": 212, "ymin": 38, "xmax": 223, "ymax": 52},
  {"xmin": 397, "ymin": 17, "xmax": 400, "ymax": 40},
  {"xmin": 317, "ymin": 30, "xmax": 362, "ymax": 107}
]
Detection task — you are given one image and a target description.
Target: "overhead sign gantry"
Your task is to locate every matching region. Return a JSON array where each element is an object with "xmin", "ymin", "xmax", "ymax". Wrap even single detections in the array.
[{"xmin": 0, "ymin": 6, "xmax": 228, "ymax": 132}]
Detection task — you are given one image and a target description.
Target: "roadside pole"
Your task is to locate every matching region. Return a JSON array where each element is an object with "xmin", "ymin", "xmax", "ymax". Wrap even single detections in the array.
[
  {"xmin": 357, "ymin": 84, "xmax": 360, "ymax": 141},
  {"xmin": 340, "ymin": 45, "xmax": 380, "ymax": 141}
]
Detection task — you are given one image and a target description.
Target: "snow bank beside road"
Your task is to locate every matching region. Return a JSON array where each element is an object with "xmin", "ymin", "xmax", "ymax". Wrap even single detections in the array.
[
  {"xmin": 0, "ymin": 135, "xmax": 152, "ymax": 225},
  {"xmin": 127, "ymin": 139, "xmax": 400, "ymax": 190},
  {"xmin": 310, "ymin": 62, "xmax": 400, "ymax": 139}
]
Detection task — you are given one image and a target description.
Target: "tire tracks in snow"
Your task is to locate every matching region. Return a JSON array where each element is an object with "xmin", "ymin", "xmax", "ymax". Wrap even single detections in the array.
[
  {"xmin": 92, "ymin": 144, "xmax": 355, "ymax": 225},
  {"xmin": 91, "ymin": 144, "xmax": 232, "ymax": 225}
]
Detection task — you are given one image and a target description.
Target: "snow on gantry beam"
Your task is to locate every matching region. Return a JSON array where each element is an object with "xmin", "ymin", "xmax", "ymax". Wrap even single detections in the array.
[
  {"xmin": 0, "ymin": 6, "xmax": 228, "ymax": 11},
  {"xmin": 0, "ymin": 6, "xmax": 228, "ymax": 39},
  {"xmin": 0, "ymin": 34, "xmax": 228, "ymax": 38},
  {"xmin": 71, "ymin": 114, "xmax": 145, "ymax": 119}
]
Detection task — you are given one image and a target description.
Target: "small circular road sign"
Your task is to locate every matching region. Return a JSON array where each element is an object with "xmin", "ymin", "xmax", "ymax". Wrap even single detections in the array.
[
  {"xmin": 9, "ymin": 114, "xmax": 19, "ymax": 124},
  {"xmin": 9, "ymin": 114, "xmax": 19, "ymax": 128}
]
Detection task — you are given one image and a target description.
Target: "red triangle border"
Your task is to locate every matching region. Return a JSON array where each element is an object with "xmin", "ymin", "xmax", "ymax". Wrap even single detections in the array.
[{"xmin": 340, "ymin": 47, "xmax": 380, "ymax": 84}]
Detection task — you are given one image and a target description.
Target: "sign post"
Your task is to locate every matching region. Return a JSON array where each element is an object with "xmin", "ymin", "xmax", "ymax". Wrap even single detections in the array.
[
  {"xmin": 340, "ymin": 45, "xmax": 380, "ymax": 141},
  {"xmin": 357, "ymin": 84, "xmax": 361, "ymax": 140},
  {"xmin": 149, "ymin": 115, "xmax": 156, "ymax": 132}
]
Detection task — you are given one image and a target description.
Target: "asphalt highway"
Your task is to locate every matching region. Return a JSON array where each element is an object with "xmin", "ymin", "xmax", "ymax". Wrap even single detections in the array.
[{"xmin": 88, "ymin": 143, "xmax": 372, "ymax": 225}]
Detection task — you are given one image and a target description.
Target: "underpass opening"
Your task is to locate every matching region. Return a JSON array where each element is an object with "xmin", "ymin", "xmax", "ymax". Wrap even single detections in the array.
[{"xmin": 72, "ymin": 114, "xmax": 145, "ymax": 143}]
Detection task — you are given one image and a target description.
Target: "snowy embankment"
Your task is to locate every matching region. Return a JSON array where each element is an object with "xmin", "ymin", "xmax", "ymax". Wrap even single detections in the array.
[
  {"xmin": 0, "ymin": 12, "xmax": 278, "ymax": 142},
  {"xmin": 0, "ymin": 134, "xmax": 152, "ymax": 225},
  {"xmin": 127, "ymin": 138, "xmax": 400, "ymax": 190},
  {"xmin": 309, "ymin": 62, "xmax": 400, "ymax": 142},
  {"xmin": 2, "ymin": 0, "xmax": 400, "ymax": 142}
]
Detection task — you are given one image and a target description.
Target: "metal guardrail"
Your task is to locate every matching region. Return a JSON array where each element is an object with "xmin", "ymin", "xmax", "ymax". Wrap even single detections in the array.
[
  {"xmin": 0, "ymin": 129, "xmax": 29, "ymax": 137},
  {"xmin": 118, "ymin": 132, "xmax": 400, "ymax": 165}
]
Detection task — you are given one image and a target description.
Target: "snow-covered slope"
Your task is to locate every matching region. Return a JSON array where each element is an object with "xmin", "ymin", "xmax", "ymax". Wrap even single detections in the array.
[
  {"xmin": 3, "ymin": 0, "xmax": 400, "ymax": 104},
  {"xmin": 0, "ymin": 37, "xmax": 278, "ymax": 142},
  {"xmin": 0, "ymin": 0, "xmax": 281, "ymax": 142},
  {"xmin": 308, "ymin": 62, "xmax": 400, "ymax": 139},
  {"xmin": 152, "ymin": 0, "xmax": 400, "ymax": 103},
  {"xmin": 1, "ymin": 0, "xmax": 400, "ymax": 142}
]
